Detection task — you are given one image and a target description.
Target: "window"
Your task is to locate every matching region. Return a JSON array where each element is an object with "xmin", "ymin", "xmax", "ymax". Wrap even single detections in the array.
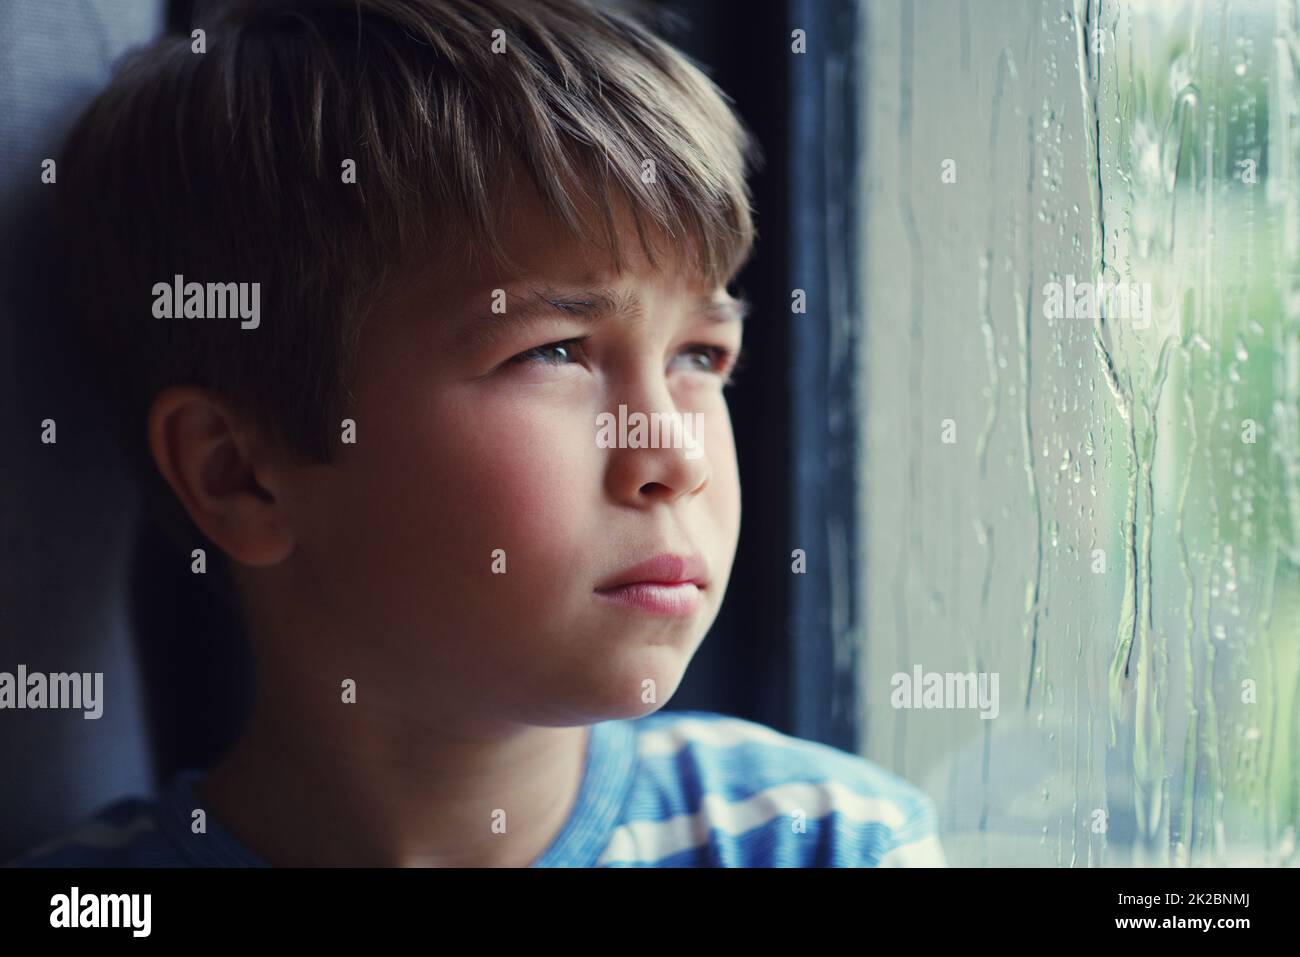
[{"xmin": 859, "ymin": 0, "xmax": 1299, "ymax": 866}]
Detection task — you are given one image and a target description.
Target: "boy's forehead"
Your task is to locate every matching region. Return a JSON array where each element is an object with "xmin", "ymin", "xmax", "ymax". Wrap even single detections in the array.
[
  {"xmin": 437, "ymin": 277, "xmax": 746, "ymax": 353},
  {"xmin": 401, "ymin": 225, "xmax": 714, "ymax": 312},
  {"xmin": 492, "ymin": 168, "xmax": 719, "ymax": 283},
  {"xmin": 380, "ymin": 175, "xmax": 725, "ymax": 326},
  {"xmin": 372, "ymin": 246, "xmax": 730, "ymax": 356},
  {"xmin": 394, "ymin": 241, "xmax": 714, "ymax": 317}
]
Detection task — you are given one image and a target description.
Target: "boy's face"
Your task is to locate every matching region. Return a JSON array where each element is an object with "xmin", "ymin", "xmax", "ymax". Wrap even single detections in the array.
[{"xmin": 268, "ymin": 187, "xmax": 744, "ymax": 728}]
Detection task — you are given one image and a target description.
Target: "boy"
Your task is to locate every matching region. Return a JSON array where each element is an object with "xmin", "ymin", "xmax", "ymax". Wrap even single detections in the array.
[{"xmin": 11, "ymin": 0, "xmax": 944, "ymax": 867}]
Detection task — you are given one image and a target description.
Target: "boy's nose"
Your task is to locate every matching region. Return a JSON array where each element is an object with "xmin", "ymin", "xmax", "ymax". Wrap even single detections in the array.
[
  {"xmin": 599, "ymin": 391, "xmax": 712, "ymax": 507},
  {"xmin": 616, "ymin": 437, "xmax": 711, "ymax": 506}
]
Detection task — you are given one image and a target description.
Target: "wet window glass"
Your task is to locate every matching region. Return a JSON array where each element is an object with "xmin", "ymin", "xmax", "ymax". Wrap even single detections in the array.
[{"xmin": 860, "ymin": 0, "xmax": 1299, "ymax": 866}]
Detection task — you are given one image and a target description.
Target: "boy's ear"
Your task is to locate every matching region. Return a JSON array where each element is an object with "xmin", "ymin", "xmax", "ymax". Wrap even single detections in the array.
[{"xmin": 146, "ymin": 385, "xmax": 296, "ymax": 568}]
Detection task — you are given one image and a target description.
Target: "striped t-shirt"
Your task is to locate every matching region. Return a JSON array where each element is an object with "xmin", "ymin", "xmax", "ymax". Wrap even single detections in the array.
[{"xmin": 7, "ymin": 710, "xmax": 945, "ymax": 867}]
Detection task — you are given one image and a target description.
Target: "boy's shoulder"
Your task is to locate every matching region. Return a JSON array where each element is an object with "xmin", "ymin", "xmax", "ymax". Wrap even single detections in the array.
[
  {"xmin": 6, "ymin": 793, "xmax": 178, "ymax": 868},
  {"xmin": 608, "ymin": 709, "xmax": 946, "ymax": 867},
  {"xmin": 4, "ymin": 771, "xmax": 235, "ymax": 868},
  {"xmin": 8, "ymin": 713, "xmax": 947, "ymax": 869}
]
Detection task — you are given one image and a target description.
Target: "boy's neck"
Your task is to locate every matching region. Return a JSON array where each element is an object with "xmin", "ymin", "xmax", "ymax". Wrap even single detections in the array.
[{"xmin": 193, "ymin": 695, "xmax": 592, "ymax": 867}]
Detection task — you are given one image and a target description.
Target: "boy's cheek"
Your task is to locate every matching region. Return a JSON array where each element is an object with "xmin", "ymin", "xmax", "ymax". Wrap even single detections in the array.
[
  {"xmin": 355, "ymin": 399, "xmax": 599, "ymax": 570},
  {"xmin": 312, "ymin": 392, "xmax": 740, "ymax": 593}
]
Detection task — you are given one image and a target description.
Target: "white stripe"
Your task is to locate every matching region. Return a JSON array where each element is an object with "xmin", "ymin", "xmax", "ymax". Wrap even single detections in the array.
[
  {"xmin": 597, "ymin": 777, "xmax": 910, "ymax": 864},
  {"xmin": 17, "ymin": 813, "xmax": 157, "ymax": 859},
  {"xmin": 877, "ymin": 833, "xmax": 947, "ymax": 867},
  {"xmin": 637, "ymin": 716, "xmax": 799, "ymax": 758}
]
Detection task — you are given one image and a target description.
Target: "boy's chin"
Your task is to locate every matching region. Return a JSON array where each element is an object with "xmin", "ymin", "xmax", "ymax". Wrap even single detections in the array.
[
  {"xmin": 572, "ymin": 657, "xmax": 695, "ymax": 720},
  {"xmin": 587, "ymin": 697, "xmax": 677, "ymax": 723}
]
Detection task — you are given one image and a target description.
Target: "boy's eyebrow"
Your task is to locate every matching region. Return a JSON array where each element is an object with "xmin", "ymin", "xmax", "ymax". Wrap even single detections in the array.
[{"xmin": 453, "ymin": 285, "xmax": 750, "ymax": 350}]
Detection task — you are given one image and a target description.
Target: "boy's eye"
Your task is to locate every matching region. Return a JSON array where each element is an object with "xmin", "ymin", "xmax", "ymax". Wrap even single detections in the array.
[
  {"xmin": 672, "ymin": 344, "xmax": 738, "ymax": 381},
  {"xmin": 509, "ymin": 338, "xmax": 588, "ymax": 367},
  {"xmin": 504, "ymin": 339, "xmax": 739, "ymax": 381}
]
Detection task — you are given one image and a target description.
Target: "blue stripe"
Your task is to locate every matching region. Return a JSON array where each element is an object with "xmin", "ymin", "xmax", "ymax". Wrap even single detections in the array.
[
  {"xmin": 600, "ymin": 813, "xmax": 896, "ymax": 867},
  {"xmin": 624, "ymin": 716, "xmax": 932, "ymax": 824}
]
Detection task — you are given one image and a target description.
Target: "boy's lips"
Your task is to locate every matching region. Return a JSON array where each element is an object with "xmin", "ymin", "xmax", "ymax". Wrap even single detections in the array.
[
  {"xmin": 595, "ymin": 553, "xmax": 709, "ymax": 618},
  {"xmin": 595, "ymin": 553, "xmax": 710, "ymax": 591}
]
